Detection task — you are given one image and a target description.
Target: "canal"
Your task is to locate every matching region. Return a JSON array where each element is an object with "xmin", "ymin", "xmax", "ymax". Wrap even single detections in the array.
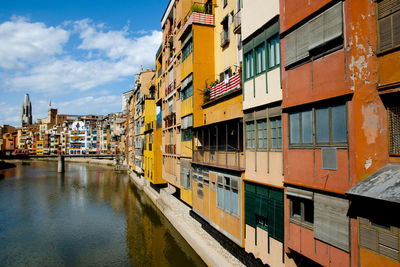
[{"xmin": 0, "ymin": 161, "xmax": 206, "ymax": 267}]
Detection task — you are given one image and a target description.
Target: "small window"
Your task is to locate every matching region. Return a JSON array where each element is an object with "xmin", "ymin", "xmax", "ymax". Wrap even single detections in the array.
[
  {"xmin": 290, "ymin": 197, "xmax": 314, "ymax": 225},
  {"xmin": 268, "ymin": 35, "xmax": 280, "ymax": 68},
  {"xmin": 256, "ymin": 43, "xmax": 266, "ymax": 74},
  {"xmin": 246, "ymin": 121, "xmax": 255, "ymax": 149},
  {"xmin": 244, "ymin": 51, "xmax": 254, "ymax": 79},
  {"xmin": 223, "ymin": 0, "xmax": 228, "ymax": 8},
  {"xmin": 270, "ymin": 117, "xmax": 282, "ymax": 149},
  {"xmin": 257, "ymin": 119, "xmax": 268, "ymax": 149}
]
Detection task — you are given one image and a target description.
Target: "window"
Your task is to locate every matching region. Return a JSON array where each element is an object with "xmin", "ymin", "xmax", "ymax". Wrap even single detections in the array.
[
  {"xmin": 181, "ymin": 128, "xmax": 192, "ymax": 142},
  {"xmin": 256, "ymin": 43, "xmax": 266, "ymax": 74},
  {"xmin": 246, "ymin": 121, "xmax": 255, "ymax": 149},
  {"xmin": 290, "ymin": 197, "xmax": 314, "ymax": 225},
  {"xmin": 268, "ymin": 35, "xmax": 280, "ymax": 68},
  {"xmin": 217, "ymin": 175, "xmax": 239, "ymax": 216},
  {"xmin": 257, "ymin": 119, "xmax": 268, "ymax": 149},
  {"xmin": 223, "ymin": 0, "xmax": 228, "ymax": 8},
  {"xmin": 244, "ymin": 51, "xmax": 254, "ymax": 79},
  {"xmin": 290, "ymin": 104, "xmax": 347, "ymax": 146},
  {"xmin": 389, "ymin": 105, "xmax": 400, "ymax": 155},
  {"xmin": 289, "ymin": 110, "xmax": 313, "ymax": 145},
  {"xmin": 270, "ymin": 117, "xmax": 282, "ymax": 148},
  {"xmin": 182, "ymin": 38, "xmax": 193, "ymax": 62},
  {"xmin": 377, "ymin": 0, "xmax": 400, "ymax": 52},
  {"xmin": 181, "ymin": 82, "xmax": 193, "ymax": 101},
  {"xmin": 316, "ymin": 104, "xmax": 347, "ymax": 144}
]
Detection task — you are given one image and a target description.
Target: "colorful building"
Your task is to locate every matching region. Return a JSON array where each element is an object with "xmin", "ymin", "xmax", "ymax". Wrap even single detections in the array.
[
  {"xmin": 240, "ymin": 0, "xmax": 291, "ymax": 265},
  {"xmin": 279, "ymin": 0, "xmax": 388, "ymax": 266},
  {"xmin": 189, "ymin": 0, "xmax": 245, "ymax": 247},
  {"xmin": 346, "ymin": 0, "xmax": 400, "ymax": 266}
]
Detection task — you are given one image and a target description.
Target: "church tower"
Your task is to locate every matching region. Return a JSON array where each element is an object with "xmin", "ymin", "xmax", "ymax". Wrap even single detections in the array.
[{"xmin": 21, "ymin": 93, "xmax": 32, "ymax": 127}]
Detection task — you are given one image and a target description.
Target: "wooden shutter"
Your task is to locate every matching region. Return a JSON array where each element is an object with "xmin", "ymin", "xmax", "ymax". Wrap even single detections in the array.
[
  {"xmin": 394, "ymin": 12, "xmax": 400, "ymax": 46},
  {"xmin": 296, "ymin": 23, "xmax": 309, "ymax": 62},
  {"xmin": 284, "ymin": 31, "xmax": 296, "ymax": 66},
  {"xmin": 380, "ymin": 16, "xmax": 393, "ymax": 50},
  {"xmin": 314, "ymin": 193, "xmax": 350, "ymax": 252},
  {"xmin": 378, "ymin": 0, "xmax": 400, "ymax": 19},
  {"xmin": 309, "ymin": 2, "xmax": 343, "ymax": 51},
  {"xmin": 309, "ymin": 14, "xmax": 324, "ymax": 50},
  {"xmin": 324, "ymin": 3, "xmax": 343, "ymax": 43}
]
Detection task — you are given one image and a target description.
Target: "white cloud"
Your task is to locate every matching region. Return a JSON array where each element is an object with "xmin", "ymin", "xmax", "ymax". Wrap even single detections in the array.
[
  {"xmin": 1, "ymin": 18, "xmax": 162, "ymax": 94},
  {"xmin": 0, "ymin": 16, "xmax": 69, "ymax": 70},
  {"xmin": 0, "ymin": 101, "xmax": 21, "ymax": 126},
  {"xmin": 54, "ymin": 95, "xmax": 121, "ymax": 115}
]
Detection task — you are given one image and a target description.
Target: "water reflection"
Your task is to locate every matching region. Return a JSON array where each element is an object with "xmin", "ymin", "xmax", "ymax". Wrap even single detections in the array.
[{"xmin": 0, "ymin": 161, "xmax": 205, "ymax": 267}]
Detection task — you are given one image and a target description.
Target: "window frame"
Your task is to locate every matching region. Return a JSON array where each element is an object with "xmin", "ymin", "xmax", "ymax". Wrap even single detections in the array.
[
  {"xmin": 267, "ymin": 34, "xmax": 281, "ymax": 70},
  {"xmin": 289, "ymin": 103, "xmax": 348, "ymax": 148},
  {"xmin": 244, "ymin": 50, "xmax": 254, "ymax": 80},
  {"xmin": 216, "ymin": 174, "xmax": 240, "ymax": 217},
  {"xmin": 289, "ymin": 196, "xmax": 314, "ymax": 229}
]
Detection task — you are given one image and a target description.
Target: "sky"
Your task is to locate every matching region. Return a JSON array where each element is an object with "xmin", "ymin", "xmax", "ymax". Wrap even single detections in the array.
[{"xmin": 0, "ymin": 0, "xmax": 170, "ymax": 126}]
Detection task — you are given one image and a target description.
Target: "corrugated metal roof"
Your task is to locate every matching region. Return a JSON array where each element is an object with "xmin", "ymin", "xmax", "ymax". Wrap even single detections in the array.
[{"xmin": 346, "ymin": 163, "xmax": 400, "ymax": 204}]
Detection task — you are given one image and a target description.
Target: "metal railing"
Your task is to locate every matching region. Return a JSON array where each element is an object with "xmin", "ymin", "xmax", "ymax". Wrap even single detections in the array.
[
  {"xmin": 193, "ymin": 145, "xmax": 244, "ymax": 170},
  {"xmin": 164, "ymin": 144, "xmax": 176, "ymax": 154},
  {"xmin": 165, "ymin": 80, "xmax": 175, "ymax": 96},
  {"xmin": 220, "ymin": 30, "xmax": 230, "ymax": 47},
  {"xmin": 234, "ymin": 10, "xmax": 241, "ymax": 33}
]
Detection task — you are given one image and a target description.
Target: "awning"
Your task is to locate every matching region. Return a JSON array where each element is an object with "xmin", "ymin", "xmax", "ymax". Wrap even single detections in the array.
[
  {"xmin": 346, "ymin": 163, "xmax": 400, "ymax": 204},
  {"xmin": 181, "ymin": 115, "xmax": 193, "ymax": 130},
  {"xmin": 286, "ymin": 186, "xmax": 314, "ymax": 200}
]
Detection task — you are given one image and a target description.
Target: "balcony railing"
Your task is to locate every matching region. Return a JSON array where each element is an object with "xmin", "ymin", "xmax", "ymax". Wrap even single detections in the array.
[
  {"xmin": 164, "ymin": 144, "xmax": 176, "ymax": 154},
  {"xmin": 220, "ymin": 30, "xmax": 230, "ymax": 47},
  {"xmin": 193, "ymin": 146, "xmax": 244, "ymax": 170},
  {"xmin": 181, "ymin": 3, "xmax": 214, "ymax": 34},
  {"xmin": 233, "ymin": 10, "xmax": 241, "ymax": 33},
  {"xmin": 209, "ymin": 71, "xmax": 241, "ymax": 101},
  {"xmin": 165, "ymin": 80, "xmax": 176, "ymax": 96}
]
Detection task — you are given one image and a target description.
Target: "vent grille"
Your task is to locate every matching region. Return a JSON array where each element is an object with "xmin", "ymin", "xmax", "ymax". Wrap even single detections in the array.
[
  {"xmin": 389, "ymin": 106, "xmax": 400, "ymax": 155},
  {"xmin": 322, "ymin": 147, "xmax": 337, "ymax": 170}
]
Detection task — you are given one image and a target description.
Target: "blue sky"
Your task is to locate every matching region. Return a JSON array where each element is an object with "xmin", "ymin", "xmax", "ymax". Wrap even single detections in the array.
[{"xmin": 0, "ymin": 0, "xmax": 170, "ymax": 126}]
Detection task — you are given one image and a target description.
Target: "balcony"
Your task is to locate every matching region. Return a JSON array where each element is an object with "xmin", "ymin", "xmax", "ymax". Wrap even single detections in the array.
[
  {"xmin": 181, "ymin": 3, "xmax": 214, "ymax": 35},
  {"xmin": 220, "ymin": 30, "xmax": 230, "ymax": 47},
  {"xmin": 233, "ymin": 10, "xmax": 241, "ymax": 33},
  {"xmin": 208, "ymin": 71, "xmax": 241, "ymax": 101},
  {"xmin": 164, "ymin": 112, "xmax": 176, "ymax": 128},
  {"xmin": 193, "ymin": 146, "xmax": 244, "ymax": 171},
  {"xmin": 165, "ymin": 80, "xmax": 176, "ymax": 96},
  {"xmin": 164, "ymin": 144, "xmax": 176, "ymax": 154}
]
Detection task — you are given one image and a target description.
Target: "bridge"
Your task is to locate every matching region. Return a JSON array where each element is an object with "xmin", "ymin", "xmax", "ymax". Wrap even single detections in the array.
[{"xmin": 0, "ymin": 154, "xmax": 116, "ymax": 160}]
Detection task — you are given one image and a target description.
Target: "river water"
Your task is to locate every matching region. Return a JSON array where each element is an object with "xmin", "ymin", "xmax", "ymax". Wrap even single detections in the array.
[{"xmin": 0, "ymin": 161, "xmax": 206, "ymax": 267}]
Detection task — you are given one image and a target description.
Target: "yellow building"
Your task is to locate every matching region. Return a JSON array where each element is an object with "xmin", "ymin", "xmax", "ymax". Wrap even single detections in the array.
[
  {"xmin": 36, "ymin": 140, "xmax": 44, "ymax": 155},
  {"xmin": 143, "ymin": 78, "xmax": 165, "ymax": 185},
  {"xmin": 190, "ymin": 0, "xmax": 245, "ymax": 247}
]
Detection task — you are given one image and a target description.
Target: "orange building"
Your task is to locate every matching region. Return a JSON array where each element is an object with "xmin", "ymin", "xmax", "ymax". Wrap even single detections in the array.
[
  {"xmin": 346, "ymin": 1, "xmax": 400, "ymax": 266},
  {"xmin": 280, "ymin": 0, "xmax": 390, "ymax": 266}
]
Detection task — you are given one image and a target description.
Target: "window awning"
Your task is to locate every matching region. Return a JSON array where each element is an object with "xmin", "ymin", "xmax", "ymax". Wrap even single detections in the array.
[
  {"xmin": 346, "ymin": 163, "xmax": 400, "ymax": 204},
  {"xmin": 286, "ymin": 186, "xmax": 314, "ymax": 200},
  {"xmin": 181, "ymin": 115, "xmax": 193, "ymax": 130}
]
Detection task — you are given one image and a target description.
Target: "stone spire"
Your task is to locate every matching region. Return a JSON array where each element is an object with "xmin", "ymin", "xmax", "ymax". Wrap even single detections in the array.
[{"xmin": 21, "ymin": 93, "xmax": 32, "ymax": 127}]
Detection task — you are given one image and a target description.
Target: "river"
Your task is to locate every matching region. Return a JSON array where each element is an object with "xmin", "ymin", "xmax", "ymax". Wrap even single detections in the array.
[{"xmin": 0, "ymin": 161, "xmax": 206, "ymax": 267}]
